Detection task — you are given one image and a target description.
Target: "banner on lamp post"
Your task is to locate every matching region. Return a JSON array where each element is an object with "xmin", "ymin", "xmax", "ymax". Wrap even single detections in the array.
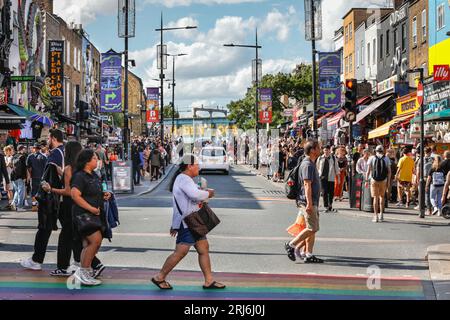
[
  {"xmin": 100, "ymin": 52, "xmax": 123, "ymax": 113},
  {"xmin": 146, "ymin": 88, "xmax": 160, "ymax": 123},
  {"xmin": 258, "ymin": 88, "xmax": 272, "ymax": 124}
]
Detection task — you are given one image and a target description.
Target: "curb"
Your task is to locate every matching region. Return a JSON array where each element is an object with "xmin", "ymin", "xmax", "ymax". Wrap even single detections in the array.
[
  {"xmin": 427, "ymin": 244, "xmax": 450, "ymax": 300},
  {"xmin": 138, "ymin": 164, "xmax": 176, "ymax": 196}
]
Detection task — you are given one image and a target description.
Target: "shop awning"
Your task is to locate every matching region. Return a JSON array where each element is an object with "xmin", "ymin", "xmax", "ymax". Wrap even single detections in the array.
[
  {"xmin": 411, "ymin": 109, "xmax": 450, "ymax": 123},
  {"xmin": 6, "ymin": 103, "xmax": 36, "ymax": 118},
  {"xmin": 342, "ymin": 96, "xmax": 391, "ymax": 127},
  {"xmin": 368, "ymin": 114, "xmax": 414, "ymax": 140},
  {"xmin": 0, "ymin": 111, "xmax": 26, "ymax": 130},
  {"xmin": 327, "ymin": 110, "xmax": 345, "ymax": 127},
  {"xmin": 317, "ymin": 112, "xmax": 333, "ymax": 126}
]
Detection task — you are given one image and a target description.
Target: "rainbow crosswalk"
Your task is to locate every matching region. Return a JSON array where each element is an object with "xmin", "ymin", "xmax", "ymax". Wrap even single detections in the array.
[{"xmin": 0, "ymin": 266, "xmax": 427, "ymax": 300}]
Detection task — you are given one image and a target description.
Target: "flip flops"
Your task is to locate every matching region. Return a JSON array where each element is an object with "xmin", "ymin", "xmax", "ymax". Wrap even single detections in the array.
[
  {"xmin": 203, "ymin": 281, "xmax": 226, "ymax": 290},
  {"xmin": 151, "ymin": 277, "xmax": 173, "ymax": 290}
]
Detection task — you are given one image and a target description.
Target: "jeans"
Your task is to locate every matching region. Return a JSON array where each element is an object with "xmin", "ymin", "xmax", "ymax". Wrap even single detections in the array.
[
  {"xmin": 321, "ymin": 179, "xmax": 335, "ymax": 209},
  {"xmin": 430, "ymin": 185, "xmax": 444, "ymax": 210},
  {"xmin": 12, "ymin": 179, "xmax": 25, "ymax": 208},
  {"xmin": 132, "ymin": 166, "xmax": 141, "ymax": 185}
]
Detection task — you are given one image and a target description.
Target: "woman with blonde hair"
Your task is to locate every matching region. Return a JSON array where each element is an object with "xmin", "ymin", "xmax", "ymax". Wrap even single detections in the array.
[
  {"xmin": 427, "ymin": 155, "xmax": 445, "ymax": 216},
  {"xmin": 334, "ymin": 147, "xmax": 348, "ymax": 201}
]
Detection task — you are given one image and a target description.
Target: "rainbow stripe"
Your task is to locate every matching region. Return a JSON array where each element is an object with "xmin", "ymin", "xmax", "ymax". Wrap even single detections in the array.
[{"xmin": 0, "ymin": 267, "xmax": 426, "ymax": 300}]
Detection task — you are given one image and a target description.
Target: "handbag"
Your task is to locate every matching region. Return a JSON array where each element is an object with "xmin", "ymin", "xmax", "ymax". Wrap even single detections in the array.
[
  {"xmin": 174, "ymin": 197, "xmax": 220, "ymax": 238},
  {"xmin": 74, "ymin": 212, "xmax": 103, "ymax": 235}
]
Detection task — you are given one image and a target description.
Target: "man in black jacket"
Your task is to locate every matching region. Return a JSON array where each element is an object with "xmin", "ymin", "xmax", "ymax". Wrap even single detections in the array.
[
  {"xmin": 0, "ymin": 151, "xmax": 10, "ymax": 206},
  {"xmin": 10, "ymin": 145, "xmax": 28, "ymax": 212}
]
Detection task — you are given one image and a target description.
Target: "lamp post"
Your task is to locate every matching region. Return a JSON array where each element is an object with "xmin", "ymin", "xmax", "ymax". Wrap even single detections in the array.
[
  {"xmin": 155, "ymin": 13, "xmax": 196, "ymax": 142},
  {"xmin": 224, "ymin": 29, "xmax": 262, "ymax": 169},
  {"xmin": 407, "ymin": 68, "xmax": 425, "ymax": 218},
  {"xmin": 165, "ymin": 53, "xmax": 188, "ymax": 136}
]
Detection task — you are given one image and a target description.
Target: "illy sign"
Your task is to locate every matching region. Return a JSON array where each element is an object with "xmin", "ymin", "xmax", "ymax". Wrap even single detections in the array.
[{"xmin": 434, "ymin": 65, "xmax": 450, "ymax": 81}]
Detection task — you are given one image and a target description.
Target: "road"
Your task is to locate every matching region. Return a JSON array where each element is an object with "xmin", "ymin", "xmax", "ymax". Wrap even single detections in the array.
[{"xmin": 0, "ymin": 165, "xmax": 447, "ymax": 300}]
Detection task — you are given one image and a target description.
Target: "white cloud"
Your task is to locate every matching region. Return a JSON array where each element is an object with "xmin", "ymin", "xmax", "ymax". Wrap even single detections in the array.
[
  {"xmin": 144, "ymin": 0, "xmax": 264, "ymax": 7},
  {"xmin": 53, "ymin": 0, "xmax": 115, "ymax": 25},
  {"xmin": 165, "ymin": 17, "xmax": 201, "ymax": 39},
  {"xmin": 317, "ymin": 0, "xmax": 391, "ymax": 51}
]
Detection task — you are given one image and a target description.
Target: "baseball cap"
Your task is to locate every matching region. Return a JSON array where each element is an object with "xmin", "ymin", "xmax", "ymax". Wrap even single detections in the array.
[
  {"xmin": 33, "ymin": 143, "xmax": 41, "ymax": 148},
  {"xmin": 375, "ymin": 145, "xmax": 384, "ymax": 153}
]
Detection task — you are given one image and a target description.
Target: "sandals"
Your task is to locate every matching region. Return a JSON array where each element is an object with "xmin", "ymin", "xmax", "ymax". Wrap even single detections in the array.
[
  {"xmin": 151, "ymin": 277, "xmax": 173, "ymax": 290},
  {"xmin": 284, "ymin": 242, "xmax": 296, "ymax": 261},
  {"xmin": 203, "ymin": 281, "xmax": 226, "ymax": 290},
  {"xmin": 304, "ymin": 255, "xmax": 324, "ymax": 264}
]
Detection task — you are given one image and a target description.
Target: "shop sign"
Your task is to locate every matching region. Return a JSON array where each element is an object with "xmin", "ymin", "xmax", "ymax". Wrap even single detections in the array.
[
  {"xmin": 377, "ymin": 75, "xmax": 398, "ymax": 95},
  {"xmin": 0, "ymin": 88, "xmax": 8, "ymax": 105},
  {"xmin": 424, "ymin": 81, "xmax": 450, "ymax": 105},
  {"xmin": 434, "ymin": 65, "xmax": 450, "ymax": 82},
  {"xmin": 396, "ymin": 94, "xmax": 419, "ymax": 116},
  {"xmin": 47, "ymin": 40, "xmax": 64, "ymax": 101}
]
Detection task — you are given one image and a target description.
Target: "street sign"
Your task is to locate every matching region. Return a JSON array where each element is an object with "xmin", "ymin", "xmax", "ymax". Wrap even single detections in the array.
[
  {"xmin": 100, "ymin": 51, "xmax": 122, "ymax": 113},
  {"xmin": 319, "ymin": 52, "xmax": 341, "ymax": 112},
  {"xmin": 0, "ymin": 88, "xmax": 7, "ymax": 105},
  {"xmin": 111, "ymin": 161, "xmax": 134, "ymax": 194},
  {"xmin": 99, "ymin": 115, "xmax": 109, "ymax": 121},
  {"xmin": 433, "ymin": 65, "xmax": 450, "ymax": 81},
  {"xmin": 10, "ymin": 75, "xmax": 36, "ymax": 82},
  {"xmin": 417, "ymin": 82, "xmax": 424, "ymax": 106}
]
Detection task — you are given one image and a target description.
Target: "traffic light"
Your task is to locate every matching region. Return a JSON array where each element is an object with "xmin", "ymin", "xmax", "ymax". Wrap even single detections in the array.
[
  {"xmin": 79, "ymin": 101, "xmax": 90, "ymax": 122},
  {"xmin": 343, "ymin": 79, "xmax": 358, "ymax": 122}
]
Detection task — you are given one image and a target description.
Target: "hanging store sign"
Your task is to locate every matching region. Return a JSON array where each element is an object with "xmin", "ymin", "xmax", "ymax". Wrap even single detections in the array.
[
  {"xmin": 258, "ymin": 88, "xmax": 273, "ymax": 124},
  {"xmin": 396, "ymin": 93, "xmax": 419, "ymax": 116},
  {"xmin": 424, "ymin": 81, "xmax": 450, "ymax": 115},
  {"xmin": 47, "ymin": 40, "xmax": 64, "ymax": 102},
  {"xmin": 377, "ymin": 75, "xmax": 398, "ymax": 95},
  {"xmin": 100, "ymin": 51, "xmax": 122, "ymax": 113},
  {"xmin": 146, "ymin": 87, "xmax": 160, "ymax": 123},
  {"xmin": 433, "ymin": 65, "xmax": 450, "ymax": 82}
]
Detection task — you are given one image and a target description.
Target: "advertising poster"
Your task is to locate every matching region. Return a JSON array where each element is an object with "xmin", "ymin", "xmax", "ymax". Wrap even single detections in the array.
[
  {"xmin": 112, "ymin": 161, "xmax": 134, "ymax": 193},
  {"xmin": 47, "ymin": 40, "xmax": 64, "ymax": 103},
  {"xmin": 100, "ymin": 52, "xmax": 122, "ymax": 113},
  {"xmin": 258, "ymin": 88, "xmax": 272, "ymax": 124},
  {"xmin": 319, "ymin": 52, "xmax": 341, "ymax": 113},
  {"xmin": 146, "ymin": 88, "xmax": 160, "ymax": 123}
]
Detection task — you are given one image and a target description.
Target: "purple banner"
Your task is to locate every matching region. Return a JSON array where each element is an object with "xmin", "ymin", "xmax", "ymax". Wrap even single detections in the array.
[
  {"xmin": 100, "ymin": 52, "xmax": 122, "ymax": 113},
  {"xmin": 319, "ymin": 52, "xmax": 342, "ymax": 113},
  {"xmin": 147, "ymin": 88, "xmax": 160, "ymax": 100}
]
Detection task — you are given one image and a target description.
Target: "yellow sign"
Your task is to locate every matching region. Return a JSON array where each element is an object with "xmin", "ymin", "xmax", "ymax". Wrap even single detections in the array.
[{"xmin": 396, "ymin": 93, "xmax": 419, "ymax": 116}]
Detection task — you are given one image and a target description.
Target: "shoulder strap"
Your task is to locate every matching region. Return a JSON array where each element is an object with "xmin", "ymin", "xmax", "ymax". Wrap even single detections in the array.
[
  {"xmin": 173, "ymin": 196, "xmax": 183, "ymax": 216},
  {"xmin": 56, "ymin": 147, "xmax": 65, "ymax": 170}
]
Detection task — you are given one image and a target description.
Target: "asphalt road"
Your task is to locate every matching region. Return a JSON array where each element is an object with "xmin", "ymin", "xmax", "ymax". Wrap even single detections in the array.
[{"xmin": 0, "ymin": 165, "xmax": 448, "ymax": 299}]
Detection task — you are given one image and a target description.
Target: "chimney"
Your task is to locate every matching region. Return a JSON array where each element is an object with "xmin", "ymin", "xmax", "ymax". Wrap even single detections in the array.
[
  {"xmin": 393, "ymin": 0, "xmax": 404, "ymax": 9},
  {"xmin": 37, "ymin": 0, "xmax": 53, "ymax": 14}
]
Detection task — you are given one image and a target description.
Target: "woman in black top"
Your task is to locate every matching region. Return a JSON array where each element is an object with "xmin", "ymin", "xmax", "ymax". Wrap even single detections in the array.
[{"xmin": 71, "ymin": 150, "xmax": 111, "ymax": 286}]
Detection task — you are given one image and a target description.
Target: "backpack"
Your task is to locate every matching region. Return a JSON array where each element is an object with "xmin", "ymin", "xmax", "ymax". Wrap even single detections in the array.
[
  {"xmin": 432, "ymin": 171, "xmax": 445, "ymax": 186},
  {"xmin": 372, "ymin": 156, "xmax": 388, "ymax": 182},
  {"xmin": 285, "ymin": 163, "xmax": 301, "ymax": 199}
]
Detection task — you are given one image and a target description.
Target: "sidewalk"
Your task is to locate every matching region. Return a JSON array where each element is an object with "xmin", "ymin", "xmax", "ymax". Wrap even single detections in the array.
[
  {"xmin": 427, "ymin": 244, "xmax": 450, "ymax": 300},
  {"xmin": 109, "ymin": 164, "xmax": 175, "ymax": 199},
  {"xmin": 241, "ymin": 164, "xmax": 450, "ymax": 226}
]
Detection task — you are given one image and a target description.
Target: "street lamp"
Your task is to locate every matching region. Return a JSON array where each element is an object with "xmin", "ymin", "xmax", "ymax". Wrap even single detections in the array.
[
  {"xmin": 155, "ymin": 13, "xmax": 197, "ymax": 142},
  {"xmin": 224, "ymin": 29, "xmax": 262, "ymax": 169},
  {"xmin": 406, "ymin": 67, "xmax": 425, "ymax": 218},
  {"xmin": 164, "ymin": 53, "xmax": 188, "ymax": 135}
]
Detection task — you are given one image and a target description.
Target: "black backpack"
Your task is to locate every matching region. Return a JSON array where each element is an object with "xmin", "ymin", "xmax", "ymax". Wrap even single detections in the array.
[
  {"xmin": 372, "ymin": 156, "xmax": 388, "ymax": 181},
  {"xmin": 285, "ymin": 163, "xmax": 302, "ymax": 200}
]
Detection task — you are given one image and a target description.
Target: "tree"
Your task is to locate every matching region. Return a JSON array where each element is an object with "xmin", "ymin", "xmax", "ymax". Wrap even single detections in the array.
[
  {"xmin": 163, "ymin": 103, "xmax": 180, "ymax": 119},
  {"xmin": 227, "ymin": 63, "xmax": 314, "ymax": 129}
]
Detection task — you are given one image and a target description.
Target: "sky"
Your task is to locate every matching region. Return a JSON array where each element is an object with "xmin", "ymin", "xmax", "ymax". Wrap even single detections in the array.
[{"xmin": 54, "ymin": 0, "xmax": 392, "ymax": 117}]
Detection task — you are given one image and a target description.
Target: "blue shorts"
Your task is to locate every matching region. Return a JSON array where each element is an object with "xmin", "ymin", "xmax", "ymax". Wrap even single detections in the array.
[{"xmin": 176, "ymin": 224, "xmax": 206, "ymax": 246}]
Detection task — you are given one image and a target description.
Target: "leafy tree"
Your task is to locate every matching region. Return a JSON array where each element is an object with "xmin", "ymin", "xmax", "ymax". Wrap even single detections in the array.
[{"xmin": 163, "ymin": 103, "xmax": 180, "ymax": 119}]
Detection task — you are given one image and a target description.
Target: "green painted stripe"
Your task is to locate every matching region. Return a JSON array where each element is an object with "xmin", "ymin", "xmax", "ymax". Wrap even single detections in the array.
[{"xmin": 0, "ymin": 282, "xmax": 424, "ymax": 297}]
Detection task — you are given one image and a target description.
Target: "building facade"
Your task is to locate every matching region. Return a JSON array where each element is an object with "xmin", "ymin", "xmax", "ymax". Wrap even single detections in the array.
[
  {"xmin": 428, "ymin": 0, "xmax": 450, "ymax": 77},
  {"xmin": 123, "ymin": 69, "xmax": 146, "ymax": 137},
  {"xmin": 408, "ymin": 0, "xmax": 429, "ymax": 87},
  {"xmin": 354, "ymin": 21, "xmax": 366, "ymax": 82}
]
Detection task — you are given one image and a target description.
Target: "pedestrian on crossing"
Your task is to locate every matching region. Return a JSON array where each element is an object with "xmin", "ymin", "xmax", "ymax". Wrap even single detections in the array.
[{"xmin": 151, "ymin": 154, "xmax": 225, "ymax": 290}]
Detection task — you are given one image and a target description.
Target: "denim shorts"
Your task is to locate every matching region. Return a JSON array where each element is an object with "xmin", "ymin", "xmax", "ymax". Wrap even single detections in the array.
[{"xmin": 176, "ymin": 224, "xmax": 206, "ymax": 245}]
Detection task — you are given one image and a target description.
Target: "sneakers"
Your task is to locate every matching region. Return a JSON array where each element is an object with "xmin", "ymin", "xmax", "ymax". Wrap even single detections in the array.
[
  {"xmin": 284, "ymin": 242, "xmax": 296, "ymax": 261},
  {"xmin": 50, "ymin": 268, "xmax": 71, "ymax": 277},
  {"xmin": 396, "ymin": 202, "xmax": 403, "ymax": 208},
  {"xmin": 74, "ymin": 268, "xmax": 102, "ymax": 286},
  {"xmin": 378, "ymin": 213, "xmax": 384, "ymax": 222},
  {"xmin": 20, "ymin": 257, "xmax": 42, "ymax": 270},
  {"xmin": 67, "ymin": 262, "xmax": 81, "ymax": 274},
  {"xmin": 372, "ymin": 216, "xmax": 379, "ymax": 223},
  {"xmin": 295, "ymin": 249, "xmax": 306, "ymax": 260},
  {"xmin": 304, "ymin": 255, "xmax": 324, "ymax": 263},
  {"xmin": 92, "ymin": 264, "xmax": 106, "ymax": 279},
  {"xmin": 432, "ymin": 208, "xmax": 439, "ymax": 215},
  {"xmin": 16, "ymin": 207, "xmax": 27, "ymax": 212}
]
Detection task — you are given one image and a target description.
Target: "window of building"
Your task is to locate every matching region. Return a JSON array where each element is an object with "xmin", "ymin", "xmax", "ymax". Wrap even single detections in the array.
[
  {"xmin": 372, "ymin": 38, "xmax": 376, "ymax": 65},
  {"xmin": 356, "ymin": 48, "xmax": 359, "ymax": 68},
  {"xmin": 66, "ymin": 81, "xmax": 70, "ymax": 116},
  {"xmin": 345, "ymin": 25, "xmax": 349, "ymax": 43},
  {"xmin": 401, "ymin": 23, "xmax": 406, "ymax": 51},
  {"xmin": 379, "ymin": 34, "xmax": 383, "ymax": 60},
  {"xmin": 67, "ymin": 41, "xmax": 71, "ymax": 67},
  {"xmin": 438, "ymin": 4, "xmax": 445, "ymax": 30},
  {"xmin": 412, "ymin": 16, "xmax": 417, "ymax": 45},
  {"xmin": 349, "ymin": 22, "xmax": 353, "ymax": 40},
  {"xmin": 361, "ymin": 40, "xmax": 364, "ymax": 66},
  {"xmin": 386, "ymin": 30, "xmax": 390, "ymax": 55},
  {"xmin": 367, "ymin": 42, "xmax": 371, "ymax": 66},
  {"xmin": 345, "ymin": 56, "xmax": 348, "ymax": 74},
  {"xmin": 394, "ymin": 28, "xmax": 398, "ymax": 48},
  {"xmin": 349, "ymin": 53, "xmax": 353, "ymax": 73},
  {"xmin": 422, "ymin": 9, "xmax": 427, "ymax": 41}
]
